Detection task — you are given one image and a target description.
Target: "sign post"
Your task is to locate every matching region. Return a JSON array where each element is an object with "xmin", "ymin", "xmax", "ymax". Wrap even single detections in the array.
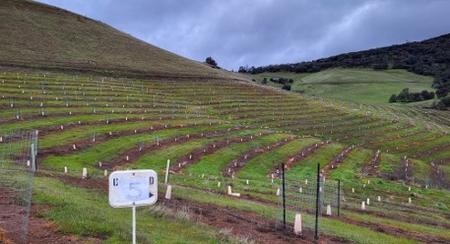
[
  {"xmin": 109, "ymin": 170, "xmax": 158, "ymax": 243},
  {"xmin": 132, "ymin": 206, "xmax": 136, "ymax": 244}
]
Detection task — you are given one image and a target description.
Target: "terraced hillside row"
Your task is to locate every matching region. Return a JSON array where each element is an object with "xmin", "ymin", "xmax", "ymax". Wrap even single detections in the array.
[{"xmin": 1, "ymin": 70, "xmax": 450, "ymax": 243}]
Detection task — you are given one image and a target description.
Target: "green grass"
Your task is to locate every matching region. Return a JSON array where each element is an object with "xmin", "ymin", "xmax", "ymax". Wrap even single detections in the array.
[
  {"xmin": 33, "ymin": 167, "xmax": 430, "ymax": 244},
  {"xmin": 0, "ymin": 113, "xmax": 165, "ymax": 133},
  {"xmin": 378, "ymin": 153, "xmax": 399, "ymax": 174},
  {"xmin": 239, "ymin": 138, "xmax": 320, "ymax": 180},
  {"xmin": 286, "ymin": 143, "xmax": 344, "ymax": 180},
  {"xmin": 38, "ymin": 119, "xmax": 217, "ymax": 149},
  {"xmin": 252, "ymin": 68, "xmax": 433, "ymax": 104},
  {"xmin": 343, "ymin": 210, "xmax": 450, "ymax": 241},
  {"xmin": 129, "ymin": 129, "xmax": 263, "ymax": 173},
  {"xmin": 186, "ymin": 133, "xmax": 290, "ymax": 176},
  {"xmin": 42, "ymin": 124, "xmax": 231, "ymax": 173},
  {"xmin": 410, "ymin": 159, "xmax": 432, "ymax": 184},
  {"xmin": 330, "ymin": 148, "xmax": 373, "ymax": 182},
  {"xmin": 33, "ymin": 177, "xmax": 239, "ymax": 243},
  {"xmin": 173, "ymin": 184, "xmax": 415, "ymax": 244}
]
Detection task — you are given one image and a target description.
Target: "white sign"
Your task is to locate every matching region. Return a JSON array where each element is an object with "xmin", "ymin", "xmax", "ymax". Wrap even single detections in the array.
[{"xmin": 109, "ymin": 170, "xmax": 158, "ymax": 208}]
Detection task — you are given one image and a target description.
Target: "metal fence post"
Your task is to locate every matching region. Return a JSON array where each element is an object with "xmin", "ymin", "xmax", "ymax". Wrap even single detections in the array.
[
  {"xmin": 31, "ymin": 143, "xmax": 36, "ymax": 172},
  {"xmin": 314, "ymin": 163, "xmax": 320, "ymax": 240},
  {"xmin": 281, "ymin": 163, "xmax": 286, "ymax": 229},
  {"xmin": 31, "ymin": 130, "xmax": 38, "ymax": 171},
  {"xmin": 35, "ymin": 130, "xmax": 39, "ymax": 154},
  {"xmin": 337, "ymin": 179, "xmax": 341, "ymax": 217}
]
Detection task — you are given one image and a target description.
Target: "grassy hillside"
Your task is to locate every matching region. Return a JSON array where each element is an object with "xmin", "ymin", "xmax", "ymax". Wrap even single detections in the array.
[
  {"xmin": 0, "ymin": 0, "xmax": 236, "ymax": 79},
  {"xmin": 1, "ymin": 70, "xmax": 450, "ymax": 243},
  {"xmin": 242, "ymin": 33, "xmax": 450, "ymax": 108},
  {"xmin": 1, "ymin": 1, "xmax": 450, "ymax": 243},
  {"xmin": 251, "ymin": 68, "xmax": 434, "ymax": 104}
]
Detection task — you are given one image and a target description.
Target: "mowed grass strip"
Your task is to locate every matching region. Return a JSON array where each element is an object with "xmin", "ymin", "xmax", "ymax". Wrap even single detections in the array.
[
  {"xmin": 378, "ymin": 153, "xmax": 399, "ymax": 175},
  {"xmin": 185, "ymin": 133, "xmax": 291, "ymax": 176},
  {"xmin": 238, "ymin": 138, "xmax": 319, "ymax": 180},
  {"xmin": 39, "ymin": 118, "xmax": 218, "ymax": 149},
  {"xmin": 127, "ymin": 129, "xmax": 264, "ymax": 172},
  {"xmin": 0, "ymin": 106, "xmax": 189, "ymax": 119},
  {"xmin": 286, "ymin": 143, "xmax": 344, "ymax": 180},
  {"xmin": 409, "ymin": 159, "xmax": 432, "ymax": 184},
  {"xmin": 329, "ymin": 148, "xmax": 372, "ymax": 183},
  {"xmin": 0, "ymin": 113, "xmax": 162, "ymax": 133},
  {"xmin": 43, "ymin": 124, "xmax": 232, "ymax": 172}
]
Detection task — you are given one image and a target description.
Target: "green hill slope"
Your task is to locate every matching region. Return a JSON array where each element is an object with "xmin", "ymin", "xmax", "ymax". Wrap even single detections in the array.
[
  {"xmin": 0, "ymin": 0, "xmax": 234, "ymax": 79},
  {"xmin": 242, "ymin": 33, "xmax": 450, "ymax": 107},
  {"xmin": 252, "ymin": 68, "xmax": 434, "ymax": 104}
]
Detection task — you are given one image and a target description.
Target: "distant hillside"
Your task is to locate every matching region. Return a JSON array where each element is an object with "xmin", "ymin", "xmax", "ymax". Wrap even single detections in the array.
[
  {"xmin": 0, "ymin": 0, "xmax": 235, "ymax": 80},
  {"xmin": 240, "ymin": 34, "xmax": 450, "ymax": 107},
  {"xmin": 251, "ymin": 68, "xmax": 433, "ymax": 104}
]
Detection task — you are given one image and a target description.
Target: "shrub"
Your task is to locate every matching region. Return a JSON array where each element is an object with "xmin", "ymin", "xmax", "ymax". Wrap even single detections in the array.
[
  {"xmin": 261, "ymin": 78, "xmax": 268, "ymax": 84},
  {"xmin": 436, "ymin": 96, "xmax": 450, "ymax": 109},
  {"xmin": 205, "ymin": 57, "xmax": 218, "ymax": 68},
  {"xmin": 389, "ymin": 94, "xmax": 397, "ymax": 103},
  {"xmin": 389, "ymin": 88, "xmax": 435, "ymax": 103},
  {"xmin": 421, "ymin": 90, "xmax": 435, "ymax": 100},
  {"xmin": 282, "ymin": 84, "xmax": 291, "ymax": 91}
]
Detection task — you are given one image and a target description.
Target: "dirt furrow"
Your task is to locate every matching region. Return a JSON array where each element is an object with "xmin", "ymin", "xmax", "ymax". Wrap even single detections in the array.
[
  {"xmin": 337, "ymin": 215, "xmax": 449, "ymax": 243},
  {"xmin": 342, "ymin": 205, "xmax": 450, "ymax": 230},
  {"xmin": 361, "ymin": 149, "xmax": 381, "ymax": 176},
  {"xmin": 414, "ymin": 142, "xmax": 450, "ymax": 159},
  {"xmin": 430, "ymin": 161, "xmax": 450, "ymax": 188}
]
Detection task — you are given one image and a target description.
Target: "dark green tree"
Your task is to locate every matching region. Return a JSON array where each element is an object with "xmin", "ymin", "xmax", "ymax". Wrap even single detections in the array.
[
  {"xmin": 282, "ymin": 84, "xmax": 291, "ymax": 91},
  {"xmin": 389, "ymin": 94, "xmax": 397, "ymax": 103},
  {"xmin": 205, "ymin": 57, "xmax": 218, "ymax": 68},
  {"xmin": 397, "ymin": 88, "xmax": 410, "ymax": 102},
  {"xmin": 262, "ymin": 78, "xmax": 268, "ymax": 84}
]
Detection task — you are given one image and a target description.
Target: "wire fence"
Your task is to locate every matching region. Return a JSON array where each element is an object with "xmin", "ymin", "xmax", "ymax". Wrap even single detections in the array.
[
  {"xmin": 0, "ymin": 130, "xmax": 37, "ymax": 243},
  {"xmin": 166, "ymin": 163, "xmax": 342, "ymax": 241},
  {"xmin": 275, "ymin": 163, "xmax": 342, "ymax": 240}
]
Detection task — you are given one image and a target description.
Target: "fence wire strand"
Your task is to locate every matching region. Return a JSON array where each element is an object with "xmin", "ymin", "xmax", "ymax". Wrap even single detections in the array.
[{"xmin": 0, "ymin": 130, "xmax": 37, "ymax": 243}]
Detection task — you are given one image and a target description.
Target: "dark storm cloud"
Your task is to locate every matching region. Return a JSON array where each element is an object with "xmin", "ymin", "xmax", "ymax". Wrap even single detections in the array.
[{"xmin": 37, "ymin": 0, "xmax": 450, "ymax": 70}]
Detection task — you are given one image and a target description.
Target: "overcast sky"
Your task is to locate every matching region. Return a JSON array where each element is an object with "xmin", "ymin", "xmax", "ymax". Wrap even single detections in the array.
[{"xmin": 37, "ymin": 0, "xmax": 450, "ymax": 70}]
